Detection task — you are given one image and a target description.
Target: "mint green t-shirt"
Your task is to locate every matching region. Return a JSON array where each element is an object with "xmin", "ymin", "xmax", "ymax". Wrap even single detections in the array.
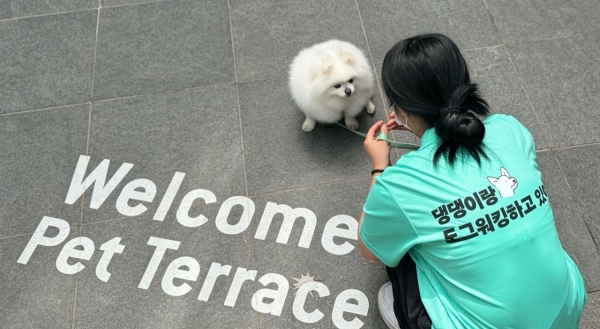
[{"xmin": 360, "ymin": 114, "xmax": 586, "ymax": 328}]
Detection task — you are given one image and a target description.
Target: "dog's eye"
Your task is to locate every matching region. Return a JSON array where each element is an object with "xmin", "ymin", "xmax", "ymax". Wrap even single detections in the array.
[
  {"xmin": 348, "ymin": 79, "xmax": 353, "ymax": 83},
  {"xmin": 334, "ymin": 84, "xmax": 342, "ymax": 88}
]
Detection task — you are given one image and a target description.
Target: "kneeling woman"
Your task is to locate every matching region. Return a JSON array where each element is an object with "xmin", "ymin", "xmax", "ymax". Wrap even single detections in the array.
[{"xmin": 358, "ymin": 33, "xmax": 586, "ymax": 329}]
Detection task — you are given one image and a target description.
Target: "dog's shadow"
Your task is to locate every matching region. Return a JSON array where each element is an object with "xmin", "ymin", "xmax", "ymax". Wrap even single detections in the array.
[{"xmin": 294, "ymin": 111, "xmax": 378, "ymax": 166}]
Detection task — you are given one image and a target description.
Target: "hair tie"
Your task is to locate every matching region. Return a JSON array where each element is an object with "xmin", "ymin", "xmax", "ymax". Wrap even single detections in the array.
[{"xmin": 439, "ymin": 106, "xmax": 461, "ymax": 117}]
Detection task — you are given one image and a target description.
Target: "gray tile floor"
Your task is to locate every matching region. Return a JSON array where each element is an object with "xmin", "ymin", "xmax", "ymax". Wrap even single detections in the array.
[{"xmin": 1, "ymin": 0, "xmax": 599, "ymax": 328}]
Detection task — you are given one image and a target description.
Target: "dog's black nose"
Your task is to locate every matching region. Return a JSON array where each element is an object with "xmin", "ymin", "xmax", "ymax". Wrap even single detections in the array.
[{"xmin": 344, "ymin": 88, "xmax": 351, "ymax": 96}]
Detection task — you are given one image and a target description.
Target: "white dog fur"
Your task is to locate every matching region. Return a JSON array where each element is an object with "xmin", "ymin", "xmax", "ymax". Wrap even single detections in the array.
[{"xmin": 289, "ymin": 40, "xmax": 375, "ymax": 132}]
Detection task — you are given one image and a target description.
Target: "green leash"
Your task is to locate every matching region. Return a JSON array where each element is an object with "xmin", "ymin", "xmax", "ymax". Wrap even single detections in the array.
[{"xmin": 334, "ymin": 122, "xmax": 420, "ymax": 149}]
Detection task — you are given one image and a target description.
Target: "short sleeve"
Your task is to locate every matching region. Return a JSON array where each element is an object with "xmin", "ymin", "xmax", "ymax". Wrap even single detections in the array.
[
  {"xmin": 359, "ymin": 178, "xmax": 419, "ymax": 267},
  {"xmin": 488, "ymin": 114, "xmax": 535, "ymax": 152}
]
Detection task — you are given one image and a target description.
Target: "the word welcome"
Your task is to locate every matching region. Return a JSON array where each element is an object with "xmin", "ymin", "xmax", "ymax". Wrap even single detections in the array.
[{"xmin": 64, "ymin": 155, "xmax": 358, "ymax": 255}]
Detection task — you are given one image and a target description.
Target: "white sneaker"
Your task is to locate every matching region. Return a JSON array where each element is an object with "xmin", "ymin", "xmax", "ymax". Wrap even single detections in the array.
[{"xmin": 378, "ymin": 282, "xmax": 400, "ymax": 329}]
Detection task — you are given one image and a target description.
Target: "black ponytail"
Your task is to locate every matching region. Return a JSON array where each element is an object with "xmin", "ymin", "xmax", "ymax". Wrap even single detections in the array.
[
  {"xmin": 433, "ymin": 83, "xmax": 489, "ymax": 165},
  {"xmin": 382, "ymin": 33, "xmax": 490, "ymax": 166}
]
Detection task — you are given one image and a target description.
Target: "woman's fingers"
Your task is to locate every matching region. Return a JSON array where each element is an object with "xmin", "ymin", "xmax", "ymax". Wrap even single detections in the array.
[
  {"xmin": 387, "ymin": 112, "xmax": 405, "ymax": 131},
  {"xmin": 366, "ymin": 120, "xmax": 384, "ymax": 139},
  {"xmin": 385, "ymin": 119, "xmax": 398, "ymax": 130},
  {"xmin": 376, "ymin": 122, "xmax": 389, "ymax": 142},
  {"xmin": 364, "ymin": 120, "xmax": 391, "ymax": 169},
  {"xmin": 380, "ymin": 122, "xmax": 388, "ymax": 133}
]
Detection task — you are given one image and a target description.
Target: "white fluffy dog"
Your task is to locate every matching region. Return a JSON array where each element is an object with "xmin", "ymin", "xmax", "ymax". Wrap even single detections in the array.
[{"xmin": 289, "ymin": 40, "xmax": 375, "ymax": 132}]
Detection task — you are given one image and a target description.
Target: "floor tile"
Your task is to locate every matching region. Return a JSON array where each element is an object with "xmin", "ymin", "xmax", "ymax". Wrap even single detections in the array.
[
  {"xmin": 536, "ymin": 151, "xmax": 600, "ymax": 291},
  {"xmin": 357, "ymin": 0, "xmax": 501, "ymax": 65},
  {"xmin": 0, "ymin": 0, "xmax": 98, "ymax": 20},
  {"xmin": 464, "ymin": 46, "xmax": 548, "ymax": 149},
  {"xmin": 507, "ymin": 33, "xmax": 600, "ymax": 148},
  {"xmin": 102, "ymin": 0, "xmax": 164, "ymax": 7},
  {"xmin": 92, "ymin": 0, "xmax": 234, "ymax": 100},
  {"xmin": 0, "ymin": 10, "xmax": 96, "ymax": 113},
  {"xmin": 581, "ymin": 291, "xmax": 600, "ymax": 329},
  {"xmin": 84, "ymin": 85, "xmax": 245, "ymax": 223},
  {"xmin": 238, "ymin": 76, "xmax": 388, "ymax": 196},
  {"xmin": 230, "ymin": 0, "xmax": 369, "ymax": 82},
  {"xmin": 485, "ymin": 0, "xmax": 600, "ymax": 44},
  {"xmin": 74, "ymin": 214, "xmax": 256, "ymax": 328},
  {"xmin": 554, "ymin": 145, "xmax": 600, "ymax": 253},
  {"xmin": 0, "ymin": 230, "xmax": 79, "ymax": 328},
  {"xmin": 249, "ymin": 180, "xmax": 388, "ymax": 328},
  {"xmin": 0, "ymin": 105, "xmax": 89, "ymax": 237}
]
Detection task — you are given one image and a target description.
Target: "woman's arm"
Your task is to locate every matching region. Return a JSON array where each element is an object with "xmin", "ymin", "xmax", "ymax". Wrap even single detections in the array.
[
  {"xmin": 358, "ymin": 121, "xmax": 391, "ymax": 262},
  {"xmin": 357, "ymin": 173, "xmax": 382, "ymax": 262}
]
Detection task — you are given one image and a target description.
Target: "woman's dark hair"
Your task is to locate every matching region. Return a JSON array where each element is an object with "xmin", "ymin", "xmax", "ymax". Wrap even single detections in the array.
[{"xmin": 382, "ymin": 33, "xmax": 490, "ymax": 165}]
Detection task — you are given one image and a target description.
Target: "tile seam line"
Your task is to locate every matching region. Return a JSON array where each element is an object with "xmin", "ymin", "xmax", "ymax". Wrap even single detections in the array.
[
  {"xmin": 503, "ymin": 29, "xmax": 600, "ymax": 47},
  {"xmin": 0, "ymin": 0, "xmax": 167, "ymax": 22},
  {"xmin": 501, "ymin": 44, "xmax": 552, "ymax": 148},
  {"xmin": 101, "ymin": 0, "xmax": 165, "ymax": 10},
  {"xmin": 78, "ymin": 215, "xmax": 191, "ymax": 229},
  {"xmin": 354, "ymin": 0, "xmax": 384, "ymax": 116},
  {"xmin": 550, "ymin": 142, "xmax": 600, "ymax": 151},
  {"xmin": 92, "ymin": 81, "xmax": 237, "ymax": 103},
  {"xmin": 0, "ymin": 103, "xmax": 91, "ymax": 117},
  {"xmin": 80, "ymin": 208, "xmax": 248, "ymax": 229},
  {"xmin": 238, "ymin": 76, "xmax": 283, "ymax": 85},
  {"xmin": 462, "ymin": 44, "xmax": 504, "ymax": 53},
  {"xmin": 480, "ymin": 0, "xmax": 505, "ymax": 46},
  {"xmin": 80, "ymin": 103, "xmax": 92, "ymax": 225},
  {"xmin": 353, "ymin": 0, "xmax": 404, "ymax": 156},
  {"xmin": 85, "ymin": 103, "xmax": 92, "ymax": 158},
  {"xmin": 72, "ymin": 178, "xmax": 89, "ymax": 329},
  {"xmin": 89, "ymin": 4, "xmax": 101, "ymax": 101},
  {"xmin": 71, "ymin": 221, "xmax": 84, "ymax": 329},
  {"xmin": 0, "ymin": 228, "xmax": 71, "ymax": 240},
  {"xmin": 248, "ymin": 176, "xmax": 370, "ymax": 199},
  {"xmin": 80, "ymin": 216, "xmax": 153, "ymax": 227},
  {"xmin": 0, "ymin": 82, "xmax": 238, "ymax": 117},
  {"xmin": 226, "ymin": 2, "xmax": 258, "ymax": 328},
  {"xmin": 83, "ymin": 6, "xmax": 96, "ymax": 271},
  {"xmin": 71, "ymin": 273, "xmax": 80, "ymax": 329},
  {"xmin": 550, "ymin": 150, "xmax": 600, "ymax": 251},
  {"xmin": 482, "ymin": 146, "xmax": 599, "ymax": 153},
  {"xmin": 0, "ymin": 8, "xmax": 98, "ymax": 23}
]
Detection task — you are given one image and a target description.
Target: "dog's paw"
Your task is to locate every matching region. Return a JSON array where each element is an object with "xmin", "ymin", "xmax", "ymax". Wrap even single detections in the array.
[
  {"xmin": 345, "ymin": 117, "xmax": 359, "ymax": 130},
  {"xmin": 366, "ymin": 100, "xmax": 375, "ymax": 115},
  {"xmin": 302, "ymin": 118, "xmax": 316, "ymax": 132}
]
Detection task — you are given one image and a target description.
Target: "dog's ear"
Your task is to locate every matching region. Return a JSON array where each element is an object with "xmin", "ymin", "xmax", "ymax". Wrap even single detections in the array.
[
  {"xmin": 487, "ymin": 176, "xmax": 498, "ymax": 185},
  {"xmin": 320, "ymin": 57, "xmax": 334, "ymax": 75},
  {"xmin": 309, "ymin": 69, "xmax": 319, "ymax": 81},
  {"xmin": 310, "ymin": 58, "xmax": 333, "ymax": 80},
  {"xmin": 500, "ymin": 167, "xmax": 510, "ymax": 177},
  {"xmin": 341, "ymin": 52, "xmax": 355, "ymax": 66}
]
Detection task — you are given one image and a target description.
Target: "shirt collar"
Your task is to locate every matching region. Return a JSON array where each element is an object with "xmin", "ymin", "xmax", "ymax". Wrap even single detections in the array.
[{"xmin": 418, "ymin": 127, "xmax": 440, "ymax": 149}]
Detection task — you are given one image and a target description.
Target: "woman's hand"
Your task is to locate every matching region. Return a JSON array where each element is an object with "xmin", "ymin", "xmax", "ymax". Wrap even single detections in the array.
[
  {"xmin": 364, "ymin": 120, "xmax": 391, "ymax": 169},
  {"xmin": 385, "ymin": 111, "xmax": 410, "ymax": 131}
]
